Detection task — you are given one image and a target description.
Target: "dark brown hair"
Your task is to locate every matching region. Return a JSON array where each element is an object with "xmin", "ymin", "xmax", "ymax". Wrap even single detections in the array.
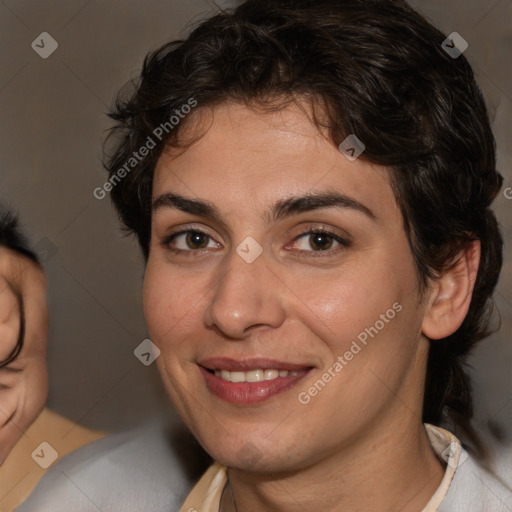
[{"xmin": 104, "ymin": 0, "xmax": 504, "ymax": 453}]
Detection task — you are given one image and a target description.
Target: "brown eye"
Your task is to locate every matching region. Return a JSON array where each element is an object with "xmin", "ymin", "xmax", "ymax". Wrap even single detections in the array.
[
  {"xmin": 308, "ymin": 232, "xmax": 334, "ymax": 251},
  {"xmin": 293, "ymin": 229, "xmax": 349, "ymax": 253},
  {"xmin": 185, "ymin": 231, "xmax": 210, "ymax": 249},
  {"xmin": 163, "ymin": 229, "xmax": 219, "ymax": 253}
]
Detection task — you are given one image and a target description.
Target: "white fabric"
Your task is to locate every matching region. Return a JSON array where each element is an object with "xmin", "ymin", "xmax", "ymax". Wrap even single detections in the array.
[
  {"xmin": 15, "ymin": 421, "xmax": 196, "ymax": 512},
  {"xmin": 16, "ymin": 423, "xmax": 512, "ymax": 511},
  {"xmin": 179, "ymin": 424, "xmax": 512, "ymax": 512}
]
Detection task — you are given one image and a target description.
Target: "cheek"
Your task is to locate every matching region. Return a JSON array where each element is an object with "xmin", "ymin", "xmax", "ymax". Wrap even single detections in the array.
[
  {"xmin": 143, "ymin": 261, "xmax": 201, "ymax": 353},
  {"xmin": 307, "ymin": 276, "xmax": 421, "ymax": 406},
  {"xmin": 294, "ymin": 259, "xmax": 407, "ymax": 355}
]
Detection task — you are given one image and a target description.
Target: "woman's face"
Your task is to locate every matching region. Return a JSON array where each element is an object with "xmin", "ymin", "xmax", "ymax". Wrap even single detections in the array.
[{"xmin": 144, "ymin": 101, "xmax": 432, "ymax": 472}]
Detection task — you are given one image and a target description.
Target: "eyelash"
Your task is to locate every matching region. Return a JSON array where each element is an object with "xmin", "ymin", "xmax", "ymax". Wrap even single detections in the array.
[{"xmin": 161, "ymin": 228, "xmax": 350, "ymax": 257}]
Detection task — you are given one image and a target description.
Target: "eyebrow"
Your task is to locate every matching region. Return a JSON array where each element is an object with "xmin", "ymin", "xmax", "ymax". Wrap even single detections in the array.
[{"xmin": 152, "ymin": 190, "xmax": 377, "ymax": 225}]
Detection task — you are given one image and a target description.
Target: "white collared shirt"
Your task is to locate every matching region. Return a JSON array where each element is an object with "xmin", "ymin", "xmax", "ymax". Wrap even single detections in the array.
[{"xmin": 179, "ymin": 424, "xmax": 512, "ymax": 512}]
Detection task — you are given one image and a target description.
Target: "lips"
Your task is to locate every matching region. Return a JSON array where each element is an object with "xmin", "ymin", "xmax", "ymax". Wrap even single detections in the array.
[{"xmin": 198, "ymin": 357, "xmax": 313, "ymax": 404}]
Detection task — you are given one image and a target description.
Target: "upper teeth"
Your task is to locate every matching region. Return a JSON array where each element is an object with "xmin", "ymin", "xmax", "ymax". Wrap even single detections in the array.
[{"xmin": 214, "ymin": 369, "xmax": 299, "ymax": 382}]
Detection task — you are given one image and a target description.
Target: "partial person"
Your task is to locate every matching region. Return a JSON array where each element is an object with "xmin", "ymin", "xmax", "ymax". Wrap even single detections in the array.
[{"xmin": 0, "ymin": 208, "xmax": 104, "ymax": 511}]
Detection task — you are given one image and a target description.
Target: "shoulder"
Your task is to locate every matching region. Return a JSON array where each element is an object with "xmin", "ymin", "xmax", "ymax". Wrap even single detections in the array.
[
  {"xmin": 439, "ymin": 448, "xmax": 512, "ymax": 512},
  {"xmin": 15, "ymin": 421, "xmax": 205, "ymax": 512},
  {"xmin": 0, "ymin": 408, "xmax": 104, "ymax": 511}
]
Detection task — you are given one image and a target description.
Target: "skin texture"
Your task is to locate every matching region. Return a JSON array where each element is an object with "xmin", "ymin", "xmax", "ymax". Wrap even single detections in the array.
[
  {"xmin": 143, "ymin": 101, "xmax": 479, "ymax": 512},
  {"xmin": 0, "ymin": 247, "xmax": 48, "ymax": 464}
]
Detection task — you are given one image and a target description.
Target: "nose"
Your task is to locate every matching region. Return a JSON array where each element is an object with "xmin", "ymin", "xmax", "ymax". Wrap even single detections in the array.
[{"xmin": 203, "ymin": 246, "xmax": 286, "ymax": 339}]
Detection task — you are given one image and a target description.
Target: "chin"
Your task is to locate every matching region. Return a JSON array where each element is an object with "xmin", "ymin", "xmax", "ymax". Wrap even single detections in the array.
[{"xmin": 204, "ymin": 435, "xmax": 303, "ymax": 474}]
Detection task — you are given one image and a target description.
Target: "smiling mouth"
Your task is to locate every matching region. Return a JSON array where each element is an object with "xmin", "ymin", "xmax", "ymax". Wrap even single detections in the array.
[{"xmin": 198, "ymin": 358, "xmax": 314, "ymax": 404}]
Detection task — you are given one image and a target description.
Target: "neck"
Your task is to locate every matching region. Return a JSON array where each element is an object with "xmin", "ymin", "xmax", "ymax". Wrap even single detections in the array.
[{"xmin": 222, "ymin": 414, "xmax": 445, "ymax": 512}]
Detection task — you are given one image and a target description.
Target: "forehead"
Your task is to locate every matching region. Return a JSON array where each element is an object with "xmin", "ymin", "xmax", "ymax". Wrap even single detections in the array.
[{"xmin": 152, "ymin": 101, "xmax": 398, "ymax": 222}]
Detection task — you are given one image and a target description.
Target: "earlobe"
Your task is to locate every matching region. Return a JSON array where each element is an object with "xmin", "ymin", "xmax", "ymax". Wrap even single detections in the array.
[{"xmin": 422, "ymin": 240, "xmax": 481, "ymax": 340}]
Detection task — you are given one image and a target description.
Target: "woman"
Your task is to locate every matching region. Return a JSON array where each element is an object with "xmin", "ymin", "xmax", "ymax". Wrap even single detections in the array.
[
  {"xmin": 16, "ymin": 0, "xmax": 512, "ymax": 510},
  {"xmin": 101, "ymin": 0, "xmax": 511, "ymax": 510}
]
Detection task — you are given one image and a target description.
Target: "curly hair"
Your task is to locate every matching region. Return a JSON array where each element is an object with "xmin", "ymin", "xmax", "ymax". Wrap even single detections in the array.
[{"xmin": 103, "ymin": 0, "xmax": 504, "ymax": 454}]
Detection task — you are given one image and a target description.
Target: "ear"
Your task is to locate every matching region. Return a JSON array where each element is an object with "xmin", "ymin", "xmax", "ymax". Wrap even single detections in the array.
[{"xmin": 422, "ymin": 240, "xmax": 480, "ymax": 340}]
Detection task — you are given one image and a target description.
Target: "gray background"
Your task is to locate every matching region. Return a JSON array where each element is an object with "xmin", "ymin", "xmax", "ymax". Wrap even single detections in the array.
[{"xmin": 0, "ymin": 0, "xmax": 510, "ymax": 444}]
